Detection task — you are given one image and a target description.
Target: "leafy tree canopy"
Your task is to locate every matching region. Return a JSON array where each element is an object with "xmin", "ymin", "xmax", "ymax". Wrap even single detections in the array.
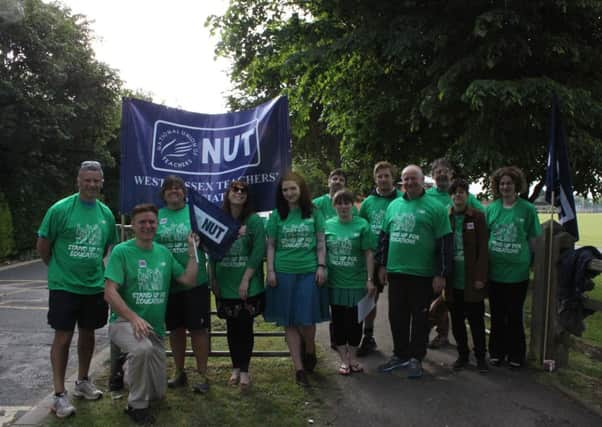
[
  {"xmin": 208, "ymin": 0, "xmax": 602, "ymax": 198},
  {"xmin": 0, "ymin": 0, "xmax": 122, "ymax": 250}
]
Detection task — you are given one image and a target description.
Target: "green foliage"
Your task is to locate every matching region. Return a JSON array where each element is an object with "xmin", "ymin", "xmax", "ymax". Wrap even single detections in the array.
[
  {"xmin": 0, "ymin": 191, "xmax": 16, "ymax": 258},
  {"xmin": 208, "ymin": 0, "xmax": 602, "ymax": 198},
  {"xmin": 0, "ymin": 0, "xmax": 122, "ymax": 250}
]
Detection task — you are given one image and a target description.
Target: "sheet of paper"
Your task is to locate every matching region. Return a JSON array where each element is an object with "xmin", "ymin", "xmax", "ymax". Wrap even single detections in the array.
[{"xmin": 357, "ymin": 294, "xmax": 375, "ymax": 323}]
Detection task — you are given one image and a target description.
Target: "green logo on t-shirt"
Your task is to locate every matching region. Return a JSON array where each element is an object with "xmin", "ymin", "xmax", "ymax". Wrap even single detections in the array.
[{"xmin": 76, "ymin": 224, "xmax": 102, "ymax": 245}]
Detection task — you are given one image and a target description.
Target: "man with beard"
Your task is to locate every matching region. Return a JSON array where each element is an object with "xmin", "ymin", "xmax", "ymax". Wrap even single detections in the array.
[
  {"xmin": 426, "ymin": 159, "xmax": 484, "ymax": 349},
  {"xmin": 357, "ymin": 161, "xmax": 402, "ymax": 356}
]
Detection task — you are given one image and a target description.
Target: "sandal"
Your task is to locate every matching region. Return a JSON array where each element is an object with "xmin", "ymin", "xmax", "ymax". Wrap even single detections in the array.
[
  {"xmin": 338, "ymin": 364, "xmax": 351, "ymax": 376},
  {"xmin": 239, "ymin": 373, "xmax": 251, "ymax": 390},
  {"xmin": 350, "ymin": 363, "xmax": 364, "ymax": 373},
  {"xmin": 228, "ymin": 369, "xmax": 240, "ymax": 386}
]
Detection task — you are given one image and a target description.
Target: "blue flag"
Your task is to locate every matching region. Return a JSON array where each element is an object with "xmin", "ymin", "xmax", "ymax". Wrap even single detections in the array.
[
  {"xmin": 188, "ymin": 191, "xmax": 240, "ymax": 261},
  {"xmin": 545, "ymin": 95, "xmax": 579, "ymax": 241},
  {"xmin": 119, "ymin": 96, "xmax": 291, "ymax": 214}
]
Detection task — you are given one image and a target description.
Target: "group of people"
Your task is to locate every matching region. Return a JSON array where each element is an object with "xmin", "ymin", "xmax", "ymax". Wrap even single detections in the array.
[{"xmin": 37, "ymin": 158, "xmax": 541, "ymax": 424}]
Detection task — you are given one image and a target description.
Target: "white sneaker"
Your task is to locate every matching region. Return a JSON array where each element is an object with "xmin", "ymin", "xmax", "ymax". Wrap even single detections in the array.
[
  {"xmin": 73, "ymin": 378, "xmax": 103, "ymax": 400},
  {"xmin": 52, "ymin": 392, "xmax": 75, "ymax": 418}
]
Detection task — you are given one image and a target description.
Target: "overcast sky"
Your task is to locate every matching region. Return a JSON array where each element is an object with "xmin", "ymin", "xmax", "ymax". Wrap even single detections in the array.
[{"xmin": 56, "ymin": 0, "xmax": 232, "ymax": 113}]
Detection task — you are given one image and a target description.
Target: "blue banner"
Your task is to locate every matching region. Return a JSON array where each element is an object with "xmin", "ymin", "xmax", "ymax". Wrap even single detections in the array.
[
  {"xmin": 119, "ymin": 97, "xmax": 291, "ymax": 213},
  {"xmin": 545, "ymin": 95, "xmax": 579, "ymax": 241},
  {"xmin": 188, "ymin": 191, "xmax": 240, "ymax": 261}
]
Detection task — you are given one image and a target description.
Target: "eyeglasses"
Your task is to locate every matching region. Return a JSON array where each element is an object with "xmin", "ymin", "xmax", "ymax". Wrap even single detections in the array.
[
  {"xmin": 80, "ymin": 160, "xmax": 102, "ymax": 170},
  {"xmin": 232, "ymin": 187, "xmax": 247, "ymax": 194}
]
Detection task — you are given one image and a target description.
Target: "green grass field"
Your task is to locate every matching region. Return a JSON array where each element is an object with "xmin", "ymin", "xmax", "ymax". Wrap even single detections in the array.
[{"xmin": 538, "ymin": 212, "xmax": 602, "ymax": 248}]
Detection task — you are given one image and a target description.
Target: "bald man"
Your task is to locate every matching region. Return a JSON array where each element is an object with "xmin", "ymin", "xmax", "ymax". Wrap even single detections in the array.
[{"xmin": 376, "ymin": 165, "xmax": 452, "ymax": 378}]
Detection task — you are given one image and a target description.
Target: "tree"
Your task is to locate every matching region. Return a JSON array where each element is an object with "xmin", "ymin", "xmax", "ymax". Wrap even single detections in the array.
[
  {"xmin": 208, "ymin": 0, "xmax": 602, "ymax": 198},
  {"xmin": 0, "ymin": 0, "xmax": 122, "ymax": 251}
]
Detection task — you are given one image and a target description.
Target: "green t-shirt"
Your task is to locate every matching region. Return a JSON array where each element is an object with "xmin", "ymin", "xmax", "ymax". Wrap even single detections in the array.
[
  {"xmin": 105, "ymin": 240, "xmax": 184, "ymax": 337},
  {"xmin": 38, "ymin": 193, "xmax": 117, "ymax": 295},
  {"xmin": 325, "ymin": 216, "xmax": 375, "ymax": 290},
  {"xmin": 383, "ymin": 193, "xmax": 451, "ymax": 277},
  {"xmin": 359, "ymin": 190, "xmax": 403, "ymax": 241},
  {"xmin": 155, "ymin": 206, "xmax": 208, "ymax": 292},
  {"xmin": 266, "ymin": 207, "xmax": 325, "ymax": 273},
  {"xmin": 452, "ymin": 214, "xmax": 465, "ymax": 290},
  {"xmin": 426, "ymin": 186, "xmax": 485, "ymax": 212},
  {"xmin": 312, "ymin": 193, "xmax": 358, "ymax": 220},
  {"xmin": 214, "ymin": 213, "xmax": 266, "ymax": 299},
  {"xmin": 486, "ymin": 198, "xmax": 542, "ymax": 283}
]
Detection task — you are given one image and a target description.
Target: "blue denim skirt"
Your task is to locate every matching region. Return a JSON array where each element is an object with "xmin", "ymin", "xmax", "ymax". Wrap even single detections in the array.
[{"xmin": 264, "ymin": 272, "xmax": 330, "ymax": 327}]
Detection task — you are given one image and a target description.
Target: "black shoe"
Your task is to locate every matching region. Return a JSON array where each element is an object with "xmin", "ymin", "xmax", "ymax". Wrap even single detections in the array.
[
  {"xmin": 168, "ymin": 371, "xmax": 188, "ymax": 388},
  {"xmin": 452, "ymin": 357, "xmax": 468, "ymax": 371},
  {"xmin": 356, "ymin": 336, "xmax": 377, "ymax": 357},
  {"xmin": 109, "ymin": 373, "xmax": 124, "ymax": 391},
  {"xmin": 295, "ymin": 370, "xmax": 310, "ymax": 387},
  {"xmin": 477, "ymin": 358, "xmax": 489, "ymax": 373},
  {"xmin": 303, "ymin": 353, "xmax": 317, "ymax": 372},
  {"xmin": 125, "ymin": 406, "xmax": 155, "ymax": 425}
]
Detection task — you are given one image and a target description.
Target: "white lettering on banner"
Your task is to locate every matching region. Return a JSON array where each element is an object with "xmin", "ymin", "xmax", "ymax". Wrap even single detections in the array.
[
  {"xmin": 202, "ymin": 129, "xmax": 255, "ymax": 163},
  {"xmin": 152, "ymin": 120, "xmax": 260, "ymax": 176},
  {"xmin": 132, "ymin": 172, "xmax": 279, "ymax": 194},
  {"xmin": 193, "ymin": 206, "xmax": 228, "ymax": 244}
]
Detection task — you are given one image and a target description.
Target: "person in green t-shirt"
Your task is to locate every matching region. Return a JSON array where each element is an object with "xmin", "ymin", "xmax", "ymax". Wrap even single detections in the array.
[
  {"xmin": 486, "ymin": 166, "xmax": 542, "ymax": 369},
  {"xmin": 312, "ymin": 168, "xmax": 357, "ymax": 350},
  {"xmin": 376, "ymin": 165, "xmax": 452, "ymax": 379},
  {"xmin": 425, "ymin": 158, "xmax": 485, "ymax": 350},
  {"xmin": 444, "ymin": 179, "xmax": 490, "ymax": 373},
  {"xmin": 326, "ymin": 190, "xmax": 376, "ymax": 375},
  {"xmin": 265, "ymin": 171, "xmax": 329, "ymax": 387},
  {"xmin": 37, "ymin": 160, "xmax": 117, "ymax": 418},
  {"xmin": 357, "ymin": 161, "xmax": 402, "ymax": 357},
  {"xmin": 155, "ymin": 175, "xmax": 210, "ymax": 394},
  {"xmin": 209, "ymin": 180, "xmax": 266, "ymax": 389},
  {"xmin": 104, "ymin": 204, "xmax": 199, "ymax": 424}
]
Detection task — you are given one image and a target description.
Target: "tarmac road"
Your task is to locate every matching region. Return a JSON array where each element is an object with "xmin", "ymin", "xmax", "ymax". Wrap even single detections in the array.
[
  {"xmin": 0, "ymin": 260, "xmax": 109, "ymax": 425},
  {"xmin": 315, "ymin": 289, "xmax": 602, "ymax": 427}
]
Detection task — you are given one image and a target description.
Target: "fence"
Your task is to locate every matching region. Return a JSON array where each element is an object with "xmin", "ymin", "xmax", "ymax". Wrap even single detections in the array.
[
  {"xmin": 114, "ymin": 223, "xmax": 289, "ymax": 359},
  {"xmin": 529, "ymin": 220, "xmax": 602, "ymax": 368}
]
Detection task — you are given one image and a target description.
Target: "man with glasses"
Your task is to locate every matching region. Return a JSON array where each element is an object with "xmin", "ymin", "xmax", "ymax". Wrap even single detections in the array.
[{"xmin": 37, "ymin": 161, "xmax": 118, "ymax": 418}]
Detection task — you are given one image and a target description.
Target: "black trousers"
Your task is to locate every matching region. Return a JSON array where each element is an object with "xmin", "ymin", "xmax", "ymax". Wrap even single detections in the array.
[
  {"xmin": 388, "ymin": 273, "xmax": 433, "ymax": 361},
  {"xmin": 447, "ymin": 289, "xmax": 486, "ymax": 360},
  {"xmin": 488, "ymin": 280, "xmax": 528, "ymax": 364},
  {"xmin": 226, "ymin": 310, "xmax": 254, "ymax": 372},
  {"xmin": 330, "ymin": 304, "xmax": 362, "ymax": 346}
]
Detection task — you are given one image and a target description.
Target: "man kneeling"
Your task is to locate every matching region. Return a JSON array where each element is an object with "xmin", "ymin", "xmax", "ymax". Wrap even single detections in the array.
[{"xmin": 104, "ymin": 204, "xmax": 199, "ymax": 425}]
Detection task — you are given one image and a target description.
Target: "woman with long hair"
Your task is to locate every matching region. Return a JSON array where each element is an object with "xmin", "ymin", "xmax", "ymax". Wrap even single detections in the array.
[
  {"xmin": 486, "ymin": 166, "xmax": 541, "ymax": 368},
  {"xmin": 264, "ymin": 171, "xmax": 329, "ymax": 386},
  {"xmin": 210, "ymin": 180, "xmax": 265, "ymax": 389}
]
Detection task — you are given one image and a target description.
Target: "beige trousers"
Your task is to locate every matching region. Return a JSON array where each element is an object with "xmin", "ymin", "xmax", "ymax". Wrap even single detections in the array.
[{"xmin": 109, "ymin": 319, "xmax": 166, "ymax": 409}]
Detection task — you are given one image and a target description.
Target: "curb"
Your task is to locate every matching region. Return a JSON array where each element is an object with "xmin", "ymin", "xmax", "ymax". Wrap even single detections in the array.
[
  {"xmin": 0, "ymin": 259, "xmax": 41, "ymax": 272},
  {"xmin": 13, "ymin": 345, "xmax": 111, "ymax": 426}
]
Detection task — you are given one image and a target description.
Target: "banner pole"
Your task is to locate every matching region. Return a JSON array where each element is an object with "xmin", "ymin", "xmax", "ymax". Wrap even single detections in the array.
[
  {"xmin": 542, "ymin": 190, "xmax": 555, "ymax": 364},
  {"xmin": 120, "ymin": 214, "xmax": 126, "ymax": 242}
]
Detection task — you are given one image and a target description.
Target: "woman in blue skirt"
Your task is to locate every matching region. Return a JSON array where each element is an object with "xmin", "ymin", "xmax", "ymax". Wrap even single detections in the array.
[{"xmin": 264, "ymin": 171, "xmax": 329, "ymax": 386}]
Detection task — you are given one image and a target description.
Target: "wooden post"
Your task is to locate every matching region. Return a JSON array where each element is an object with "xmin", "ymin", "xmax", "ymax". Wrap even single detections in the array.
[{"xmin": 529, "ymin": 220, "xmax": 575, "ymax": 367}]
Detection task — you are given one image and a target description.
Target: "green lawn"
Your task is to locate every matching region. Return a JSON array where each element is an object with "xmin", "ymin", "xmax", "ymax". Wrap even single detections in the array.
[{"xmin": 538, "ymin": 212, "xmax": 602, "ymax": 248}]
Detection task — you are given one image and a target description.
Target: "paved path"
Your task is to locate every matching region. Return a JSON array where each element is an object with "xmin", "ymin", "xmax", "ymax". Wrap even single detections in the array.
[
  {"xmin": 0, "ymin": 261, "xmax": 109, "ymax": 426},
  {"xmin": 316, "ymin": 289, "xmax": 602, "ymax": 427}
]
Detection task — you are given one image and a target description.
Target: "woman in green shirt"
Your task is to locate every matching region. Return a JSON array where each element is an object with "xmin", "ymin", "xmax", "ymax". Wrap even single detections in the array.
[
  {"xmin": 264, "ymin": 171, "xmax": 329, "ymax": 387},
  {"xmin": 155, "ymin": 176, "xmax": 210, "ymax": 393},
  {"xmin": 326, "ymin": 190, "xmax": 376, "ymax": 375},
  {"xmin": 486, "ymin": 167, "xmax": 542, "ymax": 368},
  {"xmin": 210, "ymin": 180, "xmax": 266, "ymax": 389}
]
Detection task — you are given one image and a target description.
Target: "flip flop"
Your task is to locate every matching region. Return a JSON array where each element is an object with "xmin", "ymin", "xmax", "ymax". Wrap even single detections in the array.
[
  {"xmin": 338, "ymin": 364, "xmax": 351, "ymax": 376},
  {"xmin": 228, "ymin": 374, "xmax": 240, "ymax": 386},
  {"xmin": 350, "ymin": 363, "xmax": 364, "ymax": 373}
]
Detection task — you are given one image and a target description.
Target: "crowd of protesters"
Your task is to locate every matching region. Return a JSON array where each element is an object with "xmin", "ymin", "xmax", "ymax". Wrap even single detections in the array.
[{"xmin": 38, "ymin": 159, "xmax": 541, "ymax": 424}]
